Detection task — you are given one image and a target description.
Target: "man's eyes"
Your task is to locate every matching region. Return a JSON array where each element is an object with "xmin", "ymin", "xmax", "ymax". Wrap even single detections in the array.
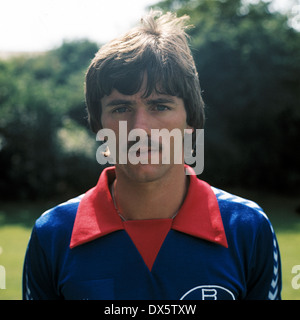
[
  {"xmin": 153, "ymin": 104, "xmax": 171, "ymax": 111},
  {"xmin": 111, "ymin": 105, "xmax": 171, "ymax": 114},
  {"xmin": 112, "ymin": 106, "xmax": 130, "ymax": 113}
]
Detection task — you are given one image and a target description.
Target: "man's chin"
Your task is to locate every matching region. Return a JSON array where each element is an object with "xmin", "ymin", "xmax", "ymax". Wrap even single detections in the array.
[{"xmin": 116, "ymin": 162, "xmax": 172, "ymax": 184}]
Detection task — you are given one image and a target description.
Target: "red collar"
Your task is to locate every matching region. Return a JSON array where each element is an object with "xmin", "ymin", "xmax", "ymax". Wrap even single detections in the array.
[{"xmin": 70, "ymin": 166, "xmax": 228, "ymax": 249}]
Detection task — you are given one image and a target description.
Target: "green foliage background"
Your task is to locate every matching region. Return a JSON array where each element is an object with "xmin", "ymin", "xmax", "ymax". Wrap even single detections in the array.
[
  {"xmin": 0, "ymin": 40, "xmax": 101, "ymax": 200},
  {"xmin": 155, "ymin": 0, "xmax": 300, "ymax": 192},
  {"xmin": 0, "ymin": 0, "xmax": 299, "ymax": 199}
]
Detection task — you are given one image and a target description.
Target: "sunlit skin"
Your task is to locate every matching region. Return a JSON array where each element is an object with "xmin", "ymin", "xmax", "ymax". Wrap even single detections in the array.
[{"xmin": 100, "ymin": 76, "xmax": 193, "ymax": 220}]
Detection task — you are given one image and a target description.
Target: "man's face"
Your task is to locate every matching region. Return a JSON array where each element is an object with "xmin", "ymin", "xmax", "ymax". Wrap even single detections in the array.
[{"xmin": 100, "ymin": 76, "xmax": 192, "ymax": 183}]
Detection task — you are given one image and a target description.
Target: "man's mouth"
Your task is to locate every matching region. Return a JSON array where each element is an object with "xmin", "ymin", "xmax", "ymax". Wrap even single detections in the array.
[
  {"xmin": 128, "ymin": 138, "xmax": 161, "ymax": 155},
  {"xmin": 135, "ymin": 148, "xmax": 160, "ymax": 156}
]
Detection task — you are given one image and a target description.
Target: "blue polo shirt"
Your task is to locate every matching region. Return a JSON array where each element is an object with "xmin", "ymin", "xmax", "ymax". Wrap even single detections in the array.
[{"xmin": 23, "ymin": 166, "xmax": 281, "ymax": 300}]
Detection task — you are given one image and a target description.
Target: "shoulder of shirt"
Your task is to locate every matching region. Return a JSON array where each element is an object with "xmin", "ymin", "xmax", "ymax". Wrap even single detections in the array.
[
  {"xmin": 211, "ymin": 186, "xmax": 272, "ymax": 230},
  {"xmin": 33, "ymin": 194, "xmax": 85, "ymax": 234}
]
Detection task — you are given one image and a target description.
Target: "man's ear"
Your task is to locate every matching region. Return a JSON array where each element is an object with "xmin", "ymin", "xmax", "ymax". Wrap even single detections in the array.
[{"xmin": 185, "ymin": 125, "xmax": 194, "ymax": 133}]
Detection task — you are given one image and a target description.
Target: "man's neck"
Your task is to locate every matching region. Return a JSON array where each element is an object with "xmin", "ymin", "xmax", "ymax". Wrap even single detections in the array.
[{"xmin": 113, "ymin": 165, "xmax": 189, "ymax": 221}]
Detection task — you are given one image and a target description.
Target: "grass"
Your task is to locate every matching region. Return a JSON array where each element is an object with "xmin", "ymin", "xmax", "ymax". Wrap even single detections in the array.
[
  {"xmin": 229, "ymin": 189, "xmax": 300, "ymax": 300},
  {"xmin": 0, "ymin": 191, "xmax": 299, "ymax": 300},
  {"xmin": 0, "ymin": 199, "xmax": 60, "ymax": 300},
  {"xmin": 0, "ymin": 225, "xmax": 31, "ymax": 299}
]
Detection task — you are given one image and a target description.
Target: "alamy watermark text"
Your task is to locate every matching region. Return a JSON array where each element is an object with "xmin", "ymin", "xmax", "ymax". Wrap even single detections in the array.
[{"xmin": 95, "ymin": 121, "xmax": 204, "ymax": 175}]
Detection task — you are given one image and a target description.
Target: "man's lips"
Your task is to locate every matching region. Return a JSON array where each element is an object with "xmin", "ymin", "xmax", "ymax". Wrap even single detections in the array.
[{"xmin": 134, "ymin": 148, "xmax": 160, "ymax": 155}]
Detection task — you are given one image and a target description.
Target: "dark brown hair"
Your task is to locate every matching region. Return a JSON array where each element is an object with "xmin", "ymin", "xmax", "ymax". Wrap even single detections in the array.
[{"xmin": 85, "ymin": 11, "xmax": 205, "ymax": 140}]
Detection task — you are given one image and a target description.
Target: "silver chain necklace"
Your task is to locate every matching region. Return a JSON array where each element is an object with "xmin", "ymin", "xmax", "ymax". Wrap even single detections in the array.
[
  {"xmin": 110, "ymin": 180, "xmax": 179, "ymax": 221},
  {"xmin": 110, "ymin": 180, "xmax": 127, "ymax": 221}
]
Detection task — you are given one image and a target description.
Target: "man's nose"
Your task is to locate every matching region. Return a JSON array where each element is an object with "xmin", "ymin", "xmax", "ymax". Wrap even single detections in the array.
[{"xmin": 130, "ymin": 108, "xmax": 152, "ymax": 136}]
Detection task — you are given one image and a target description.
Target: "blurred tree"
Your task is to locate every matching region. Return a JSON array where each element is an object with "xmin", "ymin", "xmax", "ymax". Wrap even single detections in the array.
[
  {"xmin": 1, "ymin": 4, "xmax": 299, "ymax": 199},
  {"xmin": 0, "ymin": 40, "xmax": 100, "ymax": 200},
  {"xmin": 153, "ymin": 0, "xmax": 300, "ymax": 192}
]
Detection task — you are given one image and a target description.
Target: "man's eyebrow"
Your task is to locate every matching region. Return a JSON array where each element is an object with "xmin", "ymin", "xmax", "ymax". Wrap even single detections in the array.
[
  {"xmin": 146, "ymin": 98, "xmax": 176, "ymax": 105},
  {"xmin": 104, "ymin": 97, "xmax": 176, "ymax": 108},
  {"xmin": 104, "ymin": 99, "xmax": 135, "ymax": 108}
]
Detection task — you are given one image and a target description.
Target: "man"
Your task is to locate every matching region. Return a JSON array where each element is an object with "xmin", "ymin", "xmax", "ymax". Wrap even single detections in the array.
[{"xmin": 23, "ymin": 11, "xmax": 281, "ymax": 300}]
